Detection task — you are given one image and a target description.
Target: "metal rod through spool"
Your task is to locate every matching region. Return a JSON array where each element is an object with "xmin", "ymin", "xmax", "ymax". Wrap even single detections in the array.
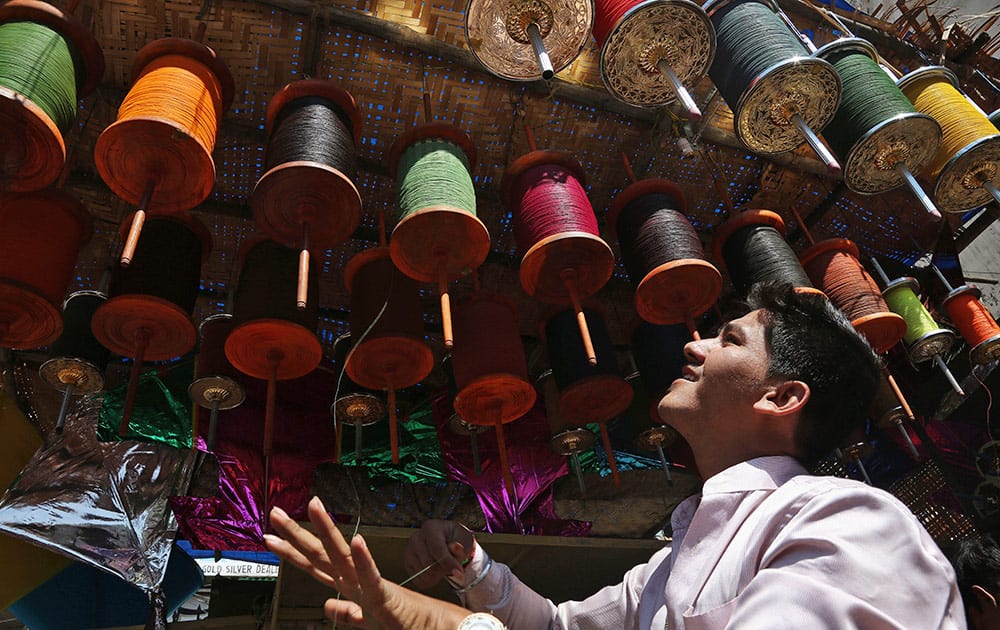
[
  {"xmin": 297, "ymin": 222, "xmax": 310, "ymax": 310},
  {"xmin": 981, "ymin": 178, "xmax": 1000, "ymax": 207},
  {"xmin": 118, "ymin": 327, "xmax": 150, "ymax": 437},
  {"xmin": 656, "ymin": 59, "xmax": 702, "ymax": 122},
  {"xmin": 933, "ymin": 353, "xmax": 965, "ymax": 396},
  {"xmin": 207, "ymin": 399, "xmax": 220, "ymax": 450},
  {"xmin": 852, "ymin": 452, "xmax": 873, "ymax": 485},
  {"xmin": 440, "ymin": 267, "xmax": 454, "ymax": 349},
  {"xmin": 526, "ymin": 23, "xmax": 554, "ymax": 80},
  {"xmin": 870, "ymin": 257, "xmax": 890, "ymax": 287},
  {"xmin": 892, "ymin": 418, "xmax": 920, "ymax": 458},
  {"xmin": 120, "ymin": 180, "xmax": 156, "ymax": 267},
  {"xmin": 55, "ymin": 382, "xmax": 75, "ymax": 434},
  {"xmin": 790, "ymin": 113, "xmax": 841, "ymax": 175},
  {"xmin": 571, "ymin": 451, "xmax": 586, "ymax": 496},
  {"xmin": 886, "ymin": 372, "xmax": 916, "ymax": 421},
  {"xmin": 655, "ymin": 444, "xmax": 673, "ymax": 486},
  {"xmin": 894, "ymin": 162, "xmax": 941, "ymax": 218},
  {"xmin": 561, "ymin": 268, "xmax": 597, "ymax": 365},
  {"xmin": 355, "ymin": 419, "xmax": 363, "ymax": 463},
  {"xmin": 598, "ymin": 421, "xmax": 620, "ymax": 487}
]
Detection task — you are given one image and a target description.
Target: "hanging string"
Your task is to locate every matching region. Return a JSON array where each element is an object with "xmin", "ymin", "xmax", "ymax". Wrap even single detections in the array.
[
  {"xmin": 264, "ymin": 96, "xmax": 357, "ymax": 179},
  {"xmin": 396, "ymin": 139, "xmax": 476, "ymax": 221},
  {"xmin": 708, "ymin": 1, "xmax": 807, "ymax": 110},
  {"xmin": 718, "ymin": 214, "xmax": 814, "ymax": 296},
  {"xmin": 944, "ymin": 287, "xmax": 1000, "ymax": 364},
  {"xmin": 616, "ymin": 193, "xmax": 706, "ymax": 287},
  {"xmin": 899, "ymin": 72, "xmax": 999, "ymax": 178},
  {"xmin": 117, "ymin": 54, "xmax": 224, "ymax": 155},
  {"xmin": 511, "ymin": 162, "xmax": 598, "ymax": 251},
  {"xmin": 0, "ymin": 22, "xmax": 78, "ymax": 131}
]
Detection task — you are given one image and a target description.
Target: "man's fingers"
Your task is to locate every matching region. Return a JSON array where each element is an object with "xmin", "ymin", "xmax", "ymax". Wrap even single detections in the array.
[
  {"xmin": 307, "ymin": 496, "xmax": 354, "ymax": 564},
  {"xmin": 323, "ymin": 598, "xmax": 366, "ymax": 627},
  {"xmin": 268, "ymin": 506, "xmax": 340, "ymax": 574},
  {"xmin": 263, "ymin": 533, "xmax": 336, "ymax": 584},
  {"xmin": 351, "ymin": 534, "xmax": 387, "ymax": 608}
]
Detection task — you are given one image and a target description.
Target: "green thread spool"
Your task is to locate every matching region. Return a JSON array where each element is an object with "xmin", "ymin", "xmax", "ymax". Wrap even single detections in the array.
[
  {"xmin": 814, "ymin": 38, "xmax": 940, "ymax": 199},
  {"xmin": 0, "ymin": 21, "xmax": 77, "ymax": 131},
  {"xmin": 882, "ymin": 277, "xmax": 954, "ymax": 364},
  {"xmin": 397, "ymin": 138, "xmax": 477, "ymax": 217}
]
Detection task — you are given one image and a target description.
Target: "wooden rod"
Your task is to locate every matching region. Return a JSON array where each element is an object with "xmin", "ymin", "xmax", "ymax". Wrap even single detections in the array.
[{"xmin": 561, "ymin": 269, "xmax": 597, "ymax": 365}]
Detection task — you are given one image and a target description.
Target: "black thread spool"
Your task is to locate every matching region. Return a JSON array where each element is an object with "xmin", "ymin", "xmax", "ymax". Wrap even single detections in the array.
[
  {"xmin": 545, "ymin": 305, "xmax": 633, "ymax": 486},
  {"xmin": 332, "ymin": 333, "xmax": 387, "ymax": 465},
  {"xmin": 189, "ymin": 313, "xmax": 246, "ymax": 451},
  {"xmin": 443, "ymin": 353, "xmax": 488, "ymax": 475},
  {"xmin": 225, "ymin": 237, "xmax": 323, "ymax": 458},
  {"xmin": 703, "ymin": 0, "xmax": 841, "ymax": 170},
  {"xmin": 539, "ymin": 369, "xmax": 593, "ymax": 496},
  {"xmin": 869, "ymin": 372, "xmax": 919, "ymax": 459},
  {"xmin": 254, "ymin": 80, "xmax": 362, "ymax": 310},
  {"xmin": 92, "ymin": 213, "xmax": 211, "ymax": 437},
  {"xmin": 39, "ymin": 291, "xmax": 111, "ymax": 433},
  {"xmin": 609, "ymin": 178, "xmax": 721, "ymax": 330},
  {"xmin": 712, "ymin": 209, "xmax": 820, "ymax": 298}
]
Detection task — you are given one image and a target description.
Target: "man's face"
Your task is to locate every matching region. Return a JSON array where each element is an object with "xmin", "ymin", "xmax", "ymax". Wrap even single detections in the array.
[{"xmin": 656, "ymin": 309, "xmax": 773, "ymax": 443}]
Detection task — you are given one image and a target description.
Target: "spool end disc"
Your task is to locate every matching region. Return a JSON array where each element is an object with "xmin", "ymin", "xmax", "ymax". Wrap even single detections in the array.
[
  {"xmin": 636, "ymin": 258, "xmax": 722, "ymax": 325},
  {"xmin": 520, "ymin": 232, "xmax": 614, "ymax": 303},
  {"xmin": 91, "ymin": 294, "xmax": 196, "ymax": 361},
  {"xmin": 559, "ymin": 374, "xmax": 633, "ymax": 424},
  {"xmin": 390, "ymin": 206, "xmax": 491, "ymax": 281},
  {"xmin": 454, "ymin": 373, "xmax": 537, "ymax": 425}
]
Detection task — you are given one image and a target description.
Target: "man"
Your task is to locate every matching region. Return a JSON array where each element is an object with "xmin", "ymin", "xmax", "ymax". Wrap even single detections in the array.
[
  {"xmin": 948, "ymin": 534, "xmax": 1000, "ymax": 629},
  {"xmin": 266, "ymin": 282, "xmax": 965, "ymax": 629}
]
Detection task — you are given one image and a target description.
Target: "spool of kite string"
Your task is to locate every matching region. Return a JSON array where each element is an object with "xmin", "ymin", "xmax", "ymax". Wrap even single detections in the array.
[
  {"xmin": 609, "ymin": 176, "xmax": 720, "ymax": 334},
  {"xmin": 504, "ymin": 147, "xmax": 614, "ymax": 365},
  {"xmin": 388, "ymin": 117, "xmax": 490, "ymax": 350},
  {"xmin": 253, "ymin": 80, "xmax": 362, "ymax": 311},
  {"xmin": 703, "ymin": 0, "xmax": 841, "ymax": 172},
  {"xmin": 928, "ymin": 262, "xmax": 1000, "ymax": 366},
  {"xmin": 344, "ymin": 246, "xmax": 433, "ymax": 464},
  {"xmin": 898, "ymin": 66, "xmax": 1000, "ymax": 213},
  {"xmin": 592, "ymin": 0, "xmax": 714, "ymax": 118},
  {"xmin": 331, "ymin": 333, "xmax": 387, "ymax": 464},
  {"xmin": 0, "ymin": 0, "xmax": 104, "ymax": 191},
  {"xmin": 452, "ymin": 293, "xmax": 536, "ymax": 497},
  {"xmin": 539, "ymin": 369, "xmax": 594, "ymax": 496},
  {"xmin": 189, "ymin": 313, "xmax": 246, "ymax": 451},
  {"xmin": 95, "ymin": 33, "xmax": 233, "ymax": 267},
  {"xmin": 869, "ymin": 372, "xmax": 919, "ymax": 459},
  {"xmin": 545, "ymin": 305, "xmax": 633, "ymax": 486}
]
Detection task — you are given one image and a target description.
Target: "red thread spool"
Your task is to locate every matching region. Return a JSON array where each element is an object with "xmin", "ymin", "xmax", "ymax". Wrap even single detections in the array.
[
  {"xmin": 95, "ymin": 36, "xmax": 233, "ymax": 265},
  {"xmin": 609, "ymin": 178, "xmax": 721, "ymax": 329},
  {"xmin": 544, "ymin": 305, "xmax": 633, "ymax": 486},
  {"xmin": 190, "ymin": 313, "xmax": 246, "ymax": 450},
  {"xmin": 799, "ymin": 238, "xmax": 906, "ymax": 353},
  {"xmin": 0, "ymin": 0, "xmax": 103, "ymax": 191},
  {"xmin": 225, "ymin": 238, "xmax": 322, "ymax": 457},
  {"xmin": 344, "ymin": 247, "xmax": 433, "ymax": 463},
  {"xmin": 943, "ymin": 285, "xmax": 1000, "ymax": 365},
  {"xmin": 452, "ymin": 293, "xmax": 536, "ymax": 496},
  {"xmin": 253, "ymin": 80, "xmax": 362, "ymax": 310},
  {"xmin": 504, "ymin": 150, "xmax": 614, "ymax": 365},
  {"xmin": 388, "ymin": 123, "xmax": 491, "ymax": 349},
  {"xmin": 92, "ymin": 213, "xmax": 211, "ymax": 436},
  {"xmin": 0, "ymin": 189, "xmax": 91, "ymax": 348}
]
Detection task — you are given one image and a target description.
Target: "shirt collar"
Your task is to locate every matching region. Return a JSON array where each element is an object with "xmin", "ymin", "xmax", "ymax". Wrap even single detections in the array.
[{"xmin": 700, "ymin": 455, "xmax": 807, "ymax": 496}]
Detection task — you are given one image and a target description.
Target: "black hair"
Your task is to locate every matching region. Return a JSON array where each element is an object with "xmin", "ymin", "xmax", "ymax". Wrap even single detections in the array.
[
  {"xmin": 746, "ymin": 282, "xmax": 882, "ymax": 466},
  {"xmin": 948, "ymin": 534, "xmax": 1000, "ymax": 611}
]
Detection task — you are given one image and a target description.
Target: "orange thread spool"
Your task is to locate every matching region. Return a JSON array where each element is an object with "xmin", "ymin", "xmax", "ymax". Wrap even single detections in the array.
[
  {"xmin": 943, "ymin": 286, "xmax": 1000, "ymax": 365},
  {"xmin": 799, "ymin": 238, "xmax": 906, "ymax": 353}
]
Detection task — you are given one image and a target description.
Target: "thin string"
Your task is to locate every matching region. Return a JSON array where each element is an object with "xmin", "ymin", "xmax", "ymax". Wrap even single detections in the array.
[
  {"xmin": 592, "ymin": 0, "xmax": 642, "ymax": 46},
  {"xmin": 265, "ymin": 96, "xmax": 357, "ymax": 179},
  {"xmin": 901, "ymin": 73, "xmax": 999, "ymax": 177},
  {"xmin": 708, "ymin": 1, "xmax": 808, "ymax": 109},
  {"xmin": 511, "ymin": 163, "xmax": 597, "ymax": 253},
  {"xmin": 117, "ymin": 54, "xmax": 223, "ymax": 155},
  {"xmin": 396, "ymin": 138, "xmax": 476, "ymax": 220},
  {"xmin": 616, "ymin": 192, "xmax": 707, "ymax": 288},
  {"xmin": 945, "ymin": 290, "xmax": 1000, "ymax": 351},
  {"xmin": 0, "ymin": 21, "xmax": 78, "ymax": 131},
  {"xmin": 883, "ymin": 282, "xmax": 939, "ymax": 345},
  {"xmin": 721, "ymin": 222, "xmax": 813, "ymax": 296}
]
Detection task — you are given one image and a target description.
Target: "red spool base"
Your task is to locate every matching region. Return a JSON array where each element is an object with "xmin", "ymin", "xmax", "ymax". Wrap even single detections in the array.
[
  {"xmin": 636, "ymin": 258, "xmax": 722, "ymax": 325},
  {"xmin": 345, "ymin": 335, "xmax": 434, "ymax": 391},
  {"xmin": 390, "ymin": 206, "xmax": 491, "ymax": 281},
  {"xmin": 0, "ymin": 87, "xmax": 65, "ymax": 192},
  {"xmin": 91, "ymin": 294, "xmax": 196, "ymax": 361},
  {"xmin": 520, "ymin": 232, "xmax": 615, "ymax": 303},
  {"xmin": 453, "ymin": 373, "xmax": 537, "ymax": 426},
  {"xmin": 851, "ymin": 312, "xmax": 907, "ymax": 354},
  {"xmin": 225, "ymin": 319, "xmax": 322, "ymax": 381},
  {"xmin": 0, "ymin": 280, "xmax": 61, "ymax": 349},
  {"xmin": 559, "ymin": 374, "xmax": 634, "ymax": 425}
]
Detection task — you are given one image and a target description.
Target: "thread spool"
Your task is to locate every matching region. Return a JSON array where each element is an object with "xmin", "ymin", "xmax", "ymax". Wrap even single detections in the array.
[
  {"xmin": 609, "ymin": 178, "xmax": 721, "ymax": 330},
  {"xmin": 0, "ymin": 0, "xmax": 103, "ymax": 191},
  {"xmin": 504, "ymin": 150, "xmax": 614, "ymax": 365},
  {"xmin": 189, "ymin": 314, "xmax": 246, "ymax": 451},
  {"xmin": 92, "ymin": 214, "xmax": 211, "ymax": 437},
  {"xmin": 897, "ymin": 66, "xmax": 1000, "ymax": 213},
  {"xmin": 798, "ymin": 238, "xmax": 905, "ymax": 353},
  {"xmin": 838, "ymin": 441, "xmax": 874, "ymax": 485},
  {"xmin": 95, "ymin": 36, "xmax": 234, "ymax": 266},
  {"xmin": 443, "ymin": 354, "xmax": 488, "ymax": 475},
  {"xmin": 593, "ymin": 0, "xmax": 714, "ymax": 117},
  {"xmin": 813, "ymin": 39, "xmax": 941, "ymax": 214},
  {"xmin": 869, "ymin": 373, "xmax": 919, "ymax": 458},
  {"xmin": 452, "ymin": 294, "xmax": 535, "ymax": 496},
  {"xmin": 253, "ymin": 80, "xmax": 362, "ymax": 310},
  {"xmin": 703, "ymin": 0, "xmax": 841, "ymax": 170},
  {"xmin": 0, "ymin": 188, "xmax": 92, "ymax": 348},
  {"xmin": 990, "ymin": 108, "xmax": 1000, "ymax": 131},
  {"xmin": 344, "ymin": 247, "xmax": 433, "ymax": 464},
  {"xmin": 712, "ymin": 210, "xmax": 819, "ymax": 297},
  {"xmin": 464, "ymin": 0, "xmax": 593, "ymax": 81},
  {"xmin": 539, "ymin": 369, "xmax": 593, "ymax": 496},
  {"xmin": 942, "ymin": 285, "xmax": 1000, "ymax": 365},
  {"xmin": 331, "ymin": 333, "xmax": 387, "ymax": 464},
  {"xmin": 388, "ymin": 123, "xmax": 490, "ymax": 349},
  {"xmin": 39, "ymin": 291, "xmax": 111, "ymax": 434},
  {"xmin": 544, "ymin": 305, "xmax": 633, "ymax": 486}
]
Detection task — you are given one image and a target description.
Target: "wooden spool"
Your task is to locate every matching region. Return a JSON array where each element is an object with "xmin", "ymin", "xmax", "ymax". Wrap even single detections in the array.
[
  {"xmin": 539, "ymin": 370, "xmax": 594, "ymax": 457},
  {"xmin": 344, "ymin": 246, "xmax": 433, "ymax": 463},
  {"xmin": 94, "ymin": 36, "xmax": 234, "ymax": 214},
  {"xmin": 0, "ymin": 0, "xmax": 103, "ymax": 191},
  {"xmin": 799, "ymin": 238, "xmax": 906, "ymax": 353},
  {"xmin": 0, "ymin": 188, "xmax": 91, "ymax": 348},
  {"xmin": 189, "ymin": 313, "xmax": 246, "ymax": 449},
  {"xmin": 608, "ymin": 178, "xmax": 721, "ymax": 327},
  {"xmin": 332, "ymin": 333, "xmax": 386, "ymax": 429},
  {"xmin": 225, "ymin": 238, "xmax": 322, "ymax": 456}
]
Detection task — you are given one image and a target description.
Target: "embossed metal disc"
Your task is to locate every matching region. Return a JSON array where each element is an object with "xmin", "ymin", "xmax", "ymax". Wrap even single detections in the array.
[
  {"xmin": 735, "ymin": 56, "xmax": 841, "ymax": 155},
  {"xmin": 634, "ymin": 425, "xmax": 678, "ymax": 452},
  {"xmin": 906, "ymin": 329, "xmax": 955, "ymax": 365},
  {"xmin": 843, "ymin": 113, "xmax": 941, "ymax": 194},
  {"xmin": 971, "ymin": 334, "xmax": 1000, "ymax": 366},
  {"xmin": 600, "ymin": 0, "xmax": 715, "ymax": 107},
  {"xmin": 334, "ymin": 392, "xmax": 386, "ymax": 427},
  {"xmin": 465, "ymin": 0, "xmax": 594, "ymax": 81},
  {"xmin": 550, "ymin": 427, "xmax": 595, "ymax": 455},
  {"xmin": 933, "ymin": 134, "xmax": 1000, "ymax": 213}
]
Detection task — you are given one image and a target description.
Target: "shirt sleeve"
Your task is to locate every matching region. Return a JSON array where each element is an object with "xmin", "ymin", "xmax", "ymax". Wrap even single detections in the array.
[
  {"xmin": 721, "ymin": 485, "xmax": 967, "ymax": 630},
  {"xmin": 455, "ymin": 540, "xmax": 669, "ymax": 630}
]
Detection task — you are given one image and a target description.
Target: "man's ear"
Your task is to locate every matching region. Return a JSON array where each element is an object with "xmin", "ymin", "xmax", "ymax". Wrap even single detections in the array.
[
  {"xmin": 753, "ymin": 380, "xmax": 809, "ymax": 417},
  {"xmin": 972, "ymin": 584, "xmax": 998, "ymax": 609}
]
